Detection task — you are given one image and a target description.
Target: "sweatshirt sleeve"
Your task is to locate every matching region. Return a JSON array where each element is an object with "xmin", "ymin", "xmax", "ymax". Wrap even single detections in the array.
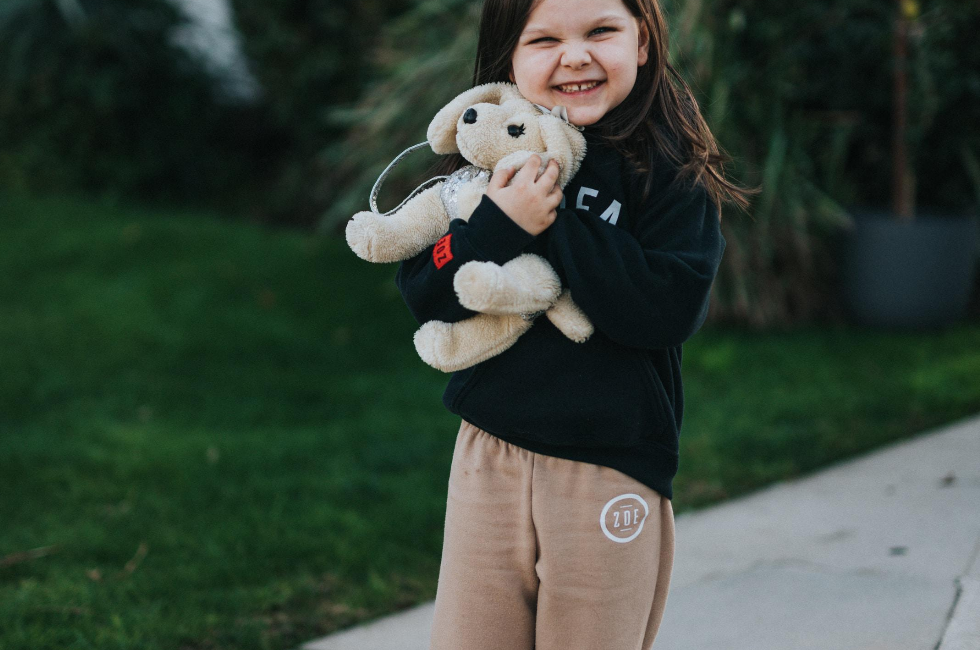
[
  {"xmin": 395, "ymin": 194, "xmax": 538, "ymax": 326},
  {"xmin": 544, "ymin": 173, "xmax": 727, "ymax": 350}
]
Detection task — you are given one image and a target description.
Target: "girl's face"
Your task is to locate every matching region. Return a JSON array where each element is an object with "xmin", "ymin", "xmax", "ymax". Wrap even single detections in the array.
[{"xmin": 509, "ymin": 0, "xmax": 650, "ymax": 127}]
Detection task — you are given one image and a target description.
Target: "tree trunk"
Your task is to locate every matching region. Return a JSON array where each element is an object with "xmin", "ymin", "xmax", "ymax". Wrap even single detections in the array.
[{"xmin": 892, "ymin": 0, "xmax": 915, "ymax": 221}]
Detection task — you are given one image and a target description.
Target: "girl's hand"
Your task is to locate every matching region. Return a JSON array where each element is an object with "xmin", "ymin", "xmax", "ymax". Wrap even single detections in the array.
[{"xmin": 485, "ymin": 155, "xmax": 562, "ymax": 236}]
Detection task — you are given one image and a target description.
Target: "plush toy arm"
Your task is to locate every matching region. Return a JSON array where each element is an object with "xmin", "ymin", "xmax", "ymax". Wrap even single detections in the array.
[
  {"xmin": 394, "ymin": 194, "xmax": 538, "ymax": 326},
  {"xmin": 346, "ymin": 183, "xmax": 450, "ymax": 264}
]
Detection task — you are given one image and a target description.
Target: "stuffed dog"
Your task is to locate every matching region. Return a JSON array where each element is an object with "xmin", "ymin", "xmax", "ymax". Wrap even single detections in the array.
[{"xmin": 346, "ymin": 82, "xmax": 594, "ymax": 372}]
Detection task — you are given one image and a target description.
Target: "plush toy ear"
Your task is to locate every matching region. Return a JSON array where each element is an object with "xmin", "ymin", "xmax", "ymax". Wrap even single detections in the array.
[
  {"xmin": 427, "ymin": 82, "xmax": 527, "ymax": 155},
  {"xmin": 538, "ymin": 116, "xmax": 588, "ymax": 187}
]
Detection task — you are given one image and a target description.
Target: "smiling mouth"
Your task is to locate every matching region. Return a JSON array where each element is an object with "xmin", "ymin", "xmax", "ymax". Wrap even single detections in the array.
[{"xmin": 554, "ymin": 80, "xmax": 605, "ymax": 94}]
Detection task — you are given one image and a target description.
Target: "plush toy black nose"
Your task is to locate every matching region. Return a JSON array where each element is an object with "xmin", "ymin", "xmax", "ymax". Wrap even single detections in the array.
[{"xmin": 462, "ymin": 108, "xmax": 478, "ymax": 124}]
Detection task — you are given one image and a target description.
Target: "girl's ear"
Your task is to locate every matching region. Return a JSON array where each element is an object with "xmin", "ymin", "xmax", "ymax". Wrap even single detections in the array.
[
  {"xmin": 637, "ymin": 21, "xmax": 650, "ymax": 67},
  {"xmin": 427, "ymin": 82, "xmax": 524, "ymax": 154}
]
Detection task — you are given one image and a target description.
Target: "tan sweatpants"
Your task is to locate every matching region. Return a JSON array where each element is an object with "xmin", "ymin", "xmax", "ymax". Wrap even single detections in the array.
[{"xmin": 429, "ymin": 419, "xmax": 675, "ymax": 650}]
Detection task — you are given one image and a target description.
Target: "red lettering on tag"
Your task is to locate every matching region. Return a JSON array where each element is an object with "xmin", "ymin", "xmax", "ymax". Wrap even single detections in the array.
[{"xmin": 433, "ymin": 233, "xmax": 454, "ymax": 269}]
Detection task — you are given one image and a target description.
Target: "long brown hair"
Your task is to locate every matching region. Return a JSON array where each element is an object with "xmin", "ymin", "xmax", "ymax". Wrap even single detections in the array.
[{"xmin": 432, "ymin": 0, "xmax": 759, "ymax": 218}]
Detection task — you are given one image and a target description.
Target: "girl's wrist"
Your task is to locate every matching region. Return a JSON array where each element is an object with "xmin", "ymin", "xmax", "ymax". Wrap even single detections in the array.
[{"xmin": 464, "ymin": 195, "xmax": 537, "ymax": 263}]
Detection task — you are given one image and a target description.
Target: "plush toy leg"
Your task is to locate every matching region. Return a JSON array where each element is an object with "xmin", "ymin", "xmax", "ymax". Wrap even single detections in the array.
[
  {"xmin": 414, "ymin": 313, "xmax": 532, "ymax": 373},
  {"xmin": 346, "ymin": 183, "xmax": 449, "ymax": 264},
  {"xmin": 454, "ymin": 253, "xmax": 561, "ymax": 315},
  {"xmin": 545, "ymin": 289, "xmax": 594, "ymax": 343}
]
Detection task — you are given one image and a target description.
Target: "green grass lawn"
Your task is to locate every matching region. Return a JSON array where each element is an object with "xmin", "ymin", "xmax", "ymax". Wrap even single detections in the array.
[{"xmin": 2, "ymin": 192, "xmax": 979, "ymax": 649}]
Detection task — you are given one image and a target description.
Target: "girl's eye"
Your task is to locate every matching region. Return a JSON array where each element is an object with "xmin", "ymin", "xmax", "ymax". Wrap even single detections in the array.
[
  {"xmin": 529, "ymin": 27, "xmax": 614, "ymax": 43},
  {"xmin": 528, "ymin": 27, "xmax": 616, "ymax": 45}
]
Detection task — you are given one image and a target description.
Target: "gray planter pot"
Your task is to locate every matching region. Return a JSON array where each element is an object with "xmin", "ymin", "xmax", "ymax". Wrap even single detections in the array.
[{"xmin": 838, "ymin": 207, "xmax": 980, "ymax": 329}]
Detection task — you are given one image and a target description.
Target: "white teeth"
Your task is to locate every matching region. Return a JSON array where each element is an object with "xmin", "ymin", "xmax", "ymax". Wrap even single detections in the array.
[{"xmin": 557, "ymin": 81, "xmax": 600, "ymax": 92}]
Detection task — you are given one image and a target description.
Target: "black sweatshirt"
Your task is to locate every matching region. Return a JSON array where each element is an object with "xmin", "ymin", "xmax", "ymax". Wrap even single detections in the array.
[{"xmin": 395, "ymin": 126, "xmax": 726, "ymax": 500}]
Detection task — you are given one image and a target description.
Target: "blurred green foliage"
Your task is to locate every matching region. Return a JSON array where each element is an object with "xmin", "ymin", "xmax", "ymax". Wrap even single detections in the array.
[
  {"xmin": 692, "ymin": 0, "xmax": 980, "ymax": 214},
  {"xmin": 0, "ymin": 0, "xmax": 276, "ymax": 213},
  {"xmin": 228, "ymin": 0, "xmax": 415, "ymax": 227},
  {"xmin": 316, "ymin": 0, "xmax": 479, "ymax": 235},
  {"xmin": 672, "ymin": 0, "xmax": 980, "ymax": 326}
]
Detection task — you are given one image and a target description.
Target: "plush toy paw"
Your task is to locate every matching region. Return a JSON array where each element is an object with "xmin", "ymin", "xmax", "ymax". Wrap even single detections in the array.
[
  {"xmin": 345, "ymin": 210, "xmax": 386, "ymax": 263},
  {"xmin": 545, "ymin": 289, "xmax": 594, "ymax": 342},
  {"xmin": 454, "ymin": 254, "xmax": 561, "ymax": 315}
]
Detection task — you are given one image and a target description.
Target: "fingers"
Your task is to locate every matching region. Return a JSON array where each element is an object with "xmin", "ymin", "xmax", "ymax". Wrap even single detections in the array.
[
  {"xmin": 547, "ymin": 187, "xmax": 563, "ymax": 209},
  {"xmin": 491, "ymin": 166, "xmax": 515, "ymax": 188},
  {"xmin": 545, "ymin": 161, "xmax": 562, "ymax": 197},
  {"xmin": 546, "ymin": 170, "xmax": 562, "ymax": 193},
  {"xmin": 536, "ymin": 158, "xmax": 560, "ymax": 186},
  {"xmin": 516, "ymin": 154, "xmax": 543, "ymax": 182}
]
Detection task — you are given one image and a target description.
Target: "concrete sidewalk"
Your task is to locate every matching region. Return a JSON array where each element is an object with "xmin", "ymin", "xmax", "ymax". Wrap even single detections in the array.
[{"xmin": 301, "ymin": 412, "xmax": 980, "ymax": 650}]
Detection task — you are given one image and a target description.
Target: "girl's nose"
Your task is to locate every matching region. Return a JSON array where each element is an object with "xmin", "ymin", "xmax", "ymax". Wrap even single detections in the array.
[{"xmin": 560, "ymin": 41, "xmax": 592, "ymax": 69}]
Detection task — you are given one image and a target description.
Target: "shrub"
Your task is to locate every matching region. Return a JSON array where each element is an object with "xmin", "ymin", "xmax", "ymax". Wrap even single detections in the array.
[{"xmin": 0, "ymin": 0, "xmax": 274, "ymax": 212}]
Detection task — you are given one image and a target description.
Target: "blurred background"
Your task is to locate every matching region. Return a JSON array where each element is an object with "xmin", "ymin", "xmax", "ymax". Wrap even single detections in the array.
[{"xmin": 1, "ymin": 0, "xmax": 978, "ymax": 647}]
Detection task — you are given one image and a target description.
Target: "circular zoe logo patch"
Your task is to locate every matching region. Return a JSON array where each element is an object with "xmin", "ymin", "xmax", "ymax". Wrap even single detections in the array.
[{"xmin": 600, "ymin": 493, "xmax": 650, "ymax": 543}]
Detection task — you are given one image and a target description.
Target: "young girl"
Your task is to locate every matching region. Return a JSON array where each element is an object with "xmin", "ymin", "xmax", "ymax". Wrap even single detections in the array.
[{"xmin": 395, "ymin": 0, "xmax": 755, "ymax": 647}]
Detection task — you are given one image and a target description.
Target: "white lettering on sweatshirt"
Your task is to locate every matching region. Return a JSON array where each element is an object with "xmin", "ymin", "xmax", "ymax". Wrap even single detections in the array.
[{"xmin": 561, "ymin": 186, "xmax": 622, "ymax": 226}]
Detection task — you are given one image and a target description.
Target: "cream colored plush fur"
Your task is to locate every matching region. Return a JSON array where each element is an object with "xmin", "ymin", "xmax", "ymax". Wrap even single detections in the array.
[{"xmin": 346, "ymin": 82, "xmax": 594, "ymax": 372}]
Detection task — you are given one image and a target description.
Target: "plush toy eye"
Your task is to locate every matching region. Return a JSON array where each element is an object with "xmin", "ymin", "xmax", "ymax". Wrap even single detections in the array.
[{"xmin": 507, "ymin": 124, "xmax": 526, "ymax": 138}]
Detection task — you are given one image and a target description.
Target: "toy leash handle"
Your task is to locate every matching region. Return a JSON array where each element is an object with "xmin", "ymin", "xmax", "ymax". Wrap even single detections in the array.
[{"xmin": 370, "ymin": 141, "xmax": 449, "ymax": 216}]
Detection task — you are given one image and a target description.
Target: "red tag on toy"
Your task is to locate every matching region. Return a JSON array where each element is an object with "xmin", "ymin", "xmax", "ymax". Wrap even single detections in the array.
[{"xmin": 433, "ymin": 233, "xmax": 454, "ymax": 269}]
